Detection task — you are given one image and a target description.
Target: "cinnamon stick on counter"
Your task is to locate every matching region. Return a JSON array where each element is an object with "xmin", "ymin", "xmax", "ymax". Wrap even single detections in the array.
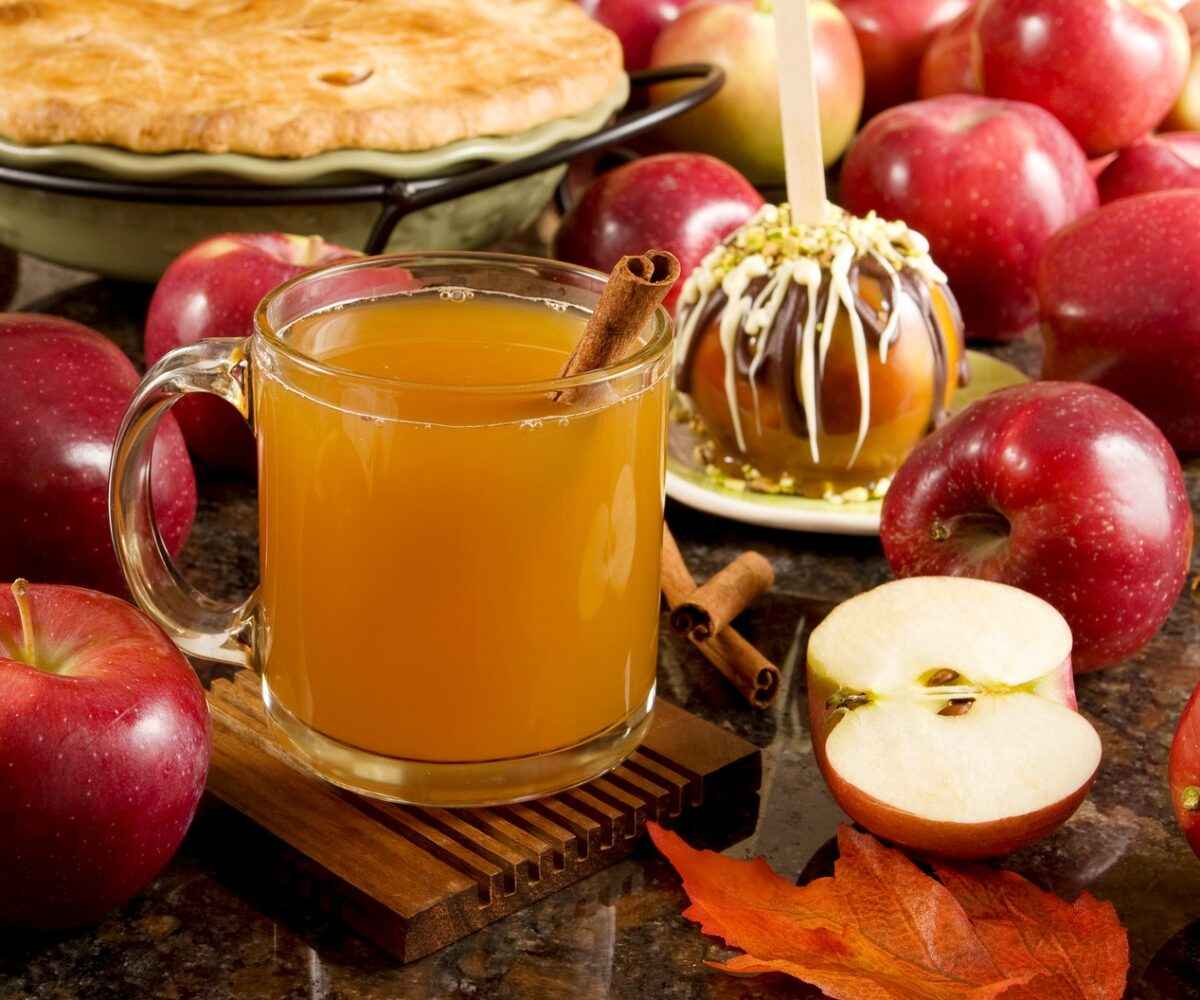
[
  {"xmin": 661, "ymin": 525, "xmax": 781, "ymax": 709},
  {"xmin": 669, "ymin": 550, "xmax": 775, "ymax": 641},
  {"xmin": 554, "ymin": 251, "xmax": 680, "ymax": 406}
]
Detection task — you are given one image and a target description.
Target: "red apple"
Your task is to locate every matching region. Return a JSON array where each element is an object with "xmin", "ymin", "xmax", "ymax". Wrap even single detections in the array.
[
  {"xmin": 648, "ymin": 0, "xmax": 864, "ymax": 182},
  {"xmin": 840, "ymin": 0, "xmax": 972, "ymax": 114},
  {"xmin": 917, "ymin": 5, "xmax": 982, "ymax": 98},
  {"xmin": 1040, "ymin": 190, "xmax": 1200, "ymax": 453},
  {"xmin": 881, "ymin": 382, "xmax": 1193, "ymax": 672},
  {"xmin": 0, "ymin": 581, "xmax": 209, "ymax": 928},
  {"xmin": 0, "ymin": 314, "xmax": 196, "ymax": 596},
  {"xmin": 976, "ymin": 0, "xmax": 1191, "ymax": 156},
  {"xmin": 808, "ymin": 577, "xmax": 1100, "ymax": 859},
  {"xmin": 840, "ymin": 95, "xmax": 1097, "ymax": 342},
  {"xmin": 145, "ymin": 233, "xmax": 357, "ymax": 473},
  {"xmin": 1096, "ymin": 133, "xmax": 1200, "ymax": 203},
  {"xmin": 1171, "ymin": 682, "xmax": 1200, "ymax": 860},
  {"xmin": 554, "ymin": 153, "xmax": 764, "ymax": 311},
  {"xmin": 579, "ymin": 0, "xmax": 698, "ymax": 70}
]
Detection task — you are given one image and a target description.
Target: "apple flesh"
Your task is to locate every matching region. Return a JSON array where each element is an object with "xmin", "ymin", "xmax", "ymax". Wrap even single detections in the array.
[
  {"xmin": 553, "ymin": 153, "xmax": 763, "ymax": 311},
  {"xmin": 1170, "ymin": 683, "xmax": 1200, "ymax": 860},
  {"xmin": 1096, "ymin": 133, "xmax": 1200, "ymax": 203},
  {"xmin": 579, "ymin": 0, "xmax": 697, "ymax": 70},
  {"xmin": 0, "ymin": 581, "xmax": 210, "ymax": 928},
  {"xmin": 976, "ymin": 0, "xmax": 1191, "ymax": 156},
  {"xmin": 145, "ymin": 232, "xmax": 357, "ymax": 473},
  {"xmin": 0, "ymin": 314, "xmax": 196, "ymax": 596},
  {"xmin": 1040, "ymin": 189, "xmax": 1200, "ymax": 453},
  {"xmin": 917, "ymin": 5, "xmax": 981, "ymax": 98},
  {"xmin": 649, "ymin": 0, "xmax": 864, "ymax": 182},
  {"xmin": 839, "ymin": 0, "xmax": 972, "ymax": 114},
  {"xmin": 840, "ymin": 94, "xmax": 1097, "ymax": 342},
  {"xmin": 881, "ymin": 382, "xmax": 1193, "ymax": 671},
  {"xmin": 808, "ymin": 576, "xmax": 1100, "ymax": 859}
]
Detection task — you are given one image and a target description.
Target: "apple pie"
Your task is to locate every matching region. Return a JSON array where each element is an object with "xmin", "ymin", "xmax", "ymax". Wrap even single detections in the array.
[{"xmin": 0, "ymin": 0, "xmax": 623, "ymax": 158}]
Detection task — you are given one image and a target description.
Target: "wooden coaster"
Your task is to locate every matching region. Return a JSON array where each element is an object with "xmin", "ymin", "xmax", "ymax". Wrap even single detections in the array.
[{"xmin": 204, "ymin": 670, "xmax": 762, "ymax": 962}]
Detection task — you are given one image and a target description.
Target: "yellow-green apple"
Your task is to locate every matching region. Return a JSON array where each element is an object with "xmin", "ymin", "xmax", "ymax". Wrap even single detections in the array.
[
  {"xmin": 1167, "ymin": 6, "xmax": 1200, "ymax": 130},
  {"xmin": 840, "ymin": 95, "xmax": 1096, "ymax": 341},
  {"xmin": 917, "ymin": 5, "xmax": 981, "ymax": 97},
  {"xmin": 579, "ymin": 0, "xmax": 699, "ymax": 69},
  {"xmin": 881, "ymin": 382, "xmax": 1193, "ymax": 671},
  {"xmin": 1171, "ymin": 682, "xmax": 1200, "ymax": 860},
  {"xmin": 808, "ymin": 576, "xmax": 1100, "ymax": 859},
  {"xmin": 0, "ymin": 315, "xmax": 195, "ymax": 596},
  {"xmin": 553, "ymin": 153, "xmax": 763, "ymax": 311},
  {"xmin": 0, "ymin": 581, "xmax": 209, "ymax": 928},
  {"xmin": 145, "ymin": 233, "xmax": 356, "ymax": 473},
  {"xmin": 1040, "ymin": 191, "xmax": 1200, "ymax": 452},
  {"xmin": 648, "ymin": 0, "xmax": 864, "ymax": 182},
  {"xmin": 976, "ymin": 0, "xmax": 1191, "ymax": 156},
  {"xmin": 1096, "ymin": 133, "xmax": 1200, "ymax": 203},
  {"xmin": 839, "ymin": 0, "xmax": 972, "ymax": 114}
]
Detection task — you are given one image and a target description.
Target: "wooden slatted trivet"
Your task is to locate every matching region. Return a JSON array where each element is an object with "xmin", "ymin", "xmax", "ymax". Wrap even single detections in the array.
[{"xmin": 204, "ymin": 670, "xmax": 762, "ymax": 962}]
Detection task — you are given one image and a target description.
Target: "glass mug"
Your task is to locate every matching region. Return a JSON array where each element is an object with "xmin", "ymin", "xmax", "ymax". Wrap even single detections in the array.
[{"xmin": 110, "ymin": 253, "xmax": 672, "ymax": 806}]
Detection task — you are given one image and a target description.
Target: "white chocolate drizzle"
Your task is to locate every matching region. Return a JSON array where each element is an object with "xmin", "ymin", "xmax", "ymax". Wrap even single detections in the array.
[{"xmin": 675, "ymin": 203, "xmax": 948, "ymax": 467}]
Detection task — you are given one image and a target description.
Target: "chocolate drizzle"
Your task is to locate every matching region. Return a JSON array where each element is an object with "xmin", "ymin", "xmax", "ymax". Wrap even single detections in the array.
[{"xmin": 674, "ymin": 204, "xmax": 966, "ymax": 472}]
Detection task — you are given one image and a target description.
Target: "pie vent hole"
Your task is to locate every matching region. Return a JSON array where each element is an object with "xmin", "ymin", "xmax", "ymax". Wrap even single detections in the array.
[{"xmin": 320, "ymin": 68, "xmax": 374, "ymax": 87}]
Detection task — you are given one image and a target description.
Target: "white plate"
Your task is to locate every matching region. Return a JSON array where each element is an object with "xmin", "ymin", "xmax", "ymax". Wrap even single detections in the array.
[{"xmin": 666, "ymin": 351, "xmax": 1028, "ymax": 535}]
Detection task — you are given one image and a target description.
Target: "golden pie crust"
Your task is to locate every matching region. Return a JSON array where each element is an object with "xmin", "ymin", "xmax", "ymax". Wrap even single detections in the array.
[{"xmin": 0, "ymin": 0, "xmax": 623, "ymax": 158}]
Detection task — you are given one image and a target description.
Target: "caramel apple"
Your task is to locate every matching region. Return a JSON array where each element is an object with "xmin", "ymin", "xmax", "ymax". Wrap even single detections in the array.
[{"xmin": 674, "ymin": 204, "xmax": 966, "ymax": 498}]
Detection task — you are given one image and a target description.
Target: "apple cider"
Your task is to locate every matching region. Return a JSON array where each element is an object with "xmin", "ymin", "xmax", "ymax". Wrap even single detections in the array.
[{"xmin": 252, "ymin": 292, "xmax": 669, "ymax": 778}]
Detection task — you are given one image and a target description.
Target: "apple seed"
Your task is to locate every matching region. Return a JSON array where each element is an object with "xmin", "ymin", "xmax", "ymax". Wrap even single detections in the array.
[
  {"xmin": 925, "ymin": 668, "xmax": 960, "ymax": 687},
  {"xmin": 939, "ymin": 698, "xmax": 975, "ymax": 717}
]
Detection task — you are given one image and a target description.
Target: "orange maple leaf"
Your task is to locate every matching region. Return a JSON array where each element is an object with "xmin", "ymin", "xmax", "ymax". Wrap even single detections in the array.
[{"xmin": 648, "ymin": 823, "xmax": 1129, "ymax": 1000}]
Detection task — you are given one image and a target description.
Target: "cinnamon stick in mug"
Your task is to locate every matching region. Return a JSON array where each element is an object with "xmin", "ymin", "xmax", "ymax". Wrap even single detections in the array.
[
  {"xmin": 661, "ymin": 525, "xmax": 781, "ymax": 709},
  {"xmin": 554, "ymin": 251, "xmax": 680, "ymax": 406},
  {"xmin": 669, "ymin": 550, "xmax": 775, "ymax": 641}
]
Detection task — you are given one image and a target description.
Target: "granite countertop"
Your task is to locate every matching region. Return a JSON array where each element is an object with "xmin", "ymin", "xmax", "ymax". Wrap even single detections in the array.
[{"xmin": 2, "ymin": 257, "xmax": 1199, "ymax": 1000}]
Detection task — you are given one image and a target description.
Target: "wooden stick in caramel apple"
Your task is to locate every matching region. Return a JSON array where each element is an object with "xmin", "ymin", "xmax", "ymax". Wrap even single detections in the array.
[{"xmin": 775, "ymin": 0, "xmax": 827, "ymax": 224}]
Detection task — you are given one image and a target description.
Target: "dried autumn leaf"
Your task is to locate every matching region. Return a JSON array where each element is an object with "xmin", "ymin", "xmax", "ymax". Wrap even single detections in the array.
[
  {"xmin": 648, "ymin": 823, "xmax": 1028, "ymax": 1000},
  {"xmin": 933, "ymin": 862, "xmax": 1129, "ymax": 1000},
  {"xmin": 649, "ymin": 823, "xmax": 1129, "ymax": 1000}
]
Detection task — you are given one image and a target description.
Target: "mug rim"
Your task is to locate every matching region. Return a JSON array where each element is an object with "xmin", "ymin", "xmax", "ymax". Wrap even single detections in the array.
[{"xmin": 252, "ymin": 250, "xmax": 675, "ymax": 396}]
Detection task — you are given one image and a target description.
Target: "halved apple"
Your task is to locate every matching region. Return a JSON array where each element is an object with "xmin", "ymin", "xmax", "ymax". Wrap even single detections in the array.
[{"xmin": 807, "ymin": 577, "xmax": 1101, "ymax": 859}]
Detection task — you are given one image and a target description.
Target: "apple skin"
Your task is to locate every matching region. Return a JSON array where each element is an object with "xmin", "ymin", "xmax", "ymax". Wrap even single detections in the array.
[
  {"xmin": 917, "ymin": 5, "xmax": 981, "ymax": 98},
  {"xmin": 0, "ymin": 583, "xmax": 210, "ymax": 928},
  {"xmin": 579, "ymin": 0, "xmax": 697, "ymax": 70},
  {"xmin": 807, "ymin": 670, "xmax": 1094, "ymax": 860},
  {"xmin": 145, "ymin": 233, "xmax": 357, "ymax": 473},
  {"xmin": 841, "ymin": 95, "xmax": 1097, "ymax": 342},
  {"xmin": 0, "ymin": 314, "xmax": 196, "ymax": 596},
  {"xmin": 649, "ymin": 0, "xmax": 864, "ymax": 181},
  {"xmin": 1170, "ymin": 683, "xmax": 1200, "ymax": 860},
  {"xmin": 554, "ymin": 153, "xmax": 764, "ymax": 311},
  {"xmin": 840, "ymin": 0, "xmax": 972, "ymax": 114},
  {"xmin": 881, "ymin": 382, "xmax": 1193, "ymax": 672},
  {"xmin": 976, "ymin": 0, "xmax": 1191, "ymax": 156},
  {"xmin": 1040, "ymin": 190, "xmax": 1200, "ymax": 453},
  {"xmin": 1096, "ymin": 133, "xmax": 1200, "ymax": 203}
]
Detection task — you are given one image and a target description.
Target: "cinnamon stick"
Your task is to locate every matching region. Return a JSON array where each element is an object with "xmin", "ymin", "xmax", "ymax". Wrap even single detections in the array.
[
  {"xmin": 669, "ymin": 551, "xmax": 775, "ymax": 641},
  {"xmin": 661, "ymin": 525, "xmax": 781, "ymax": 709},
  {"xmin": 554, "ymin": 251, "xmax": 680, "ymax": 406}
]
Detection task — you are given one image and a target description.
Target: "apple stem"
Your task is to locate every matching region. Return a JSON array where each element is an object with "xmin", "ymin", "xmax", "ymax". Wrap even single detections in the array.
[
  {"xmin": 10, "ymin": 579, "xmax": 35, "ymax": 666},
  {"xmin": 1183, "ymin": 787, "xmax": 1200, "ymax": 813}
]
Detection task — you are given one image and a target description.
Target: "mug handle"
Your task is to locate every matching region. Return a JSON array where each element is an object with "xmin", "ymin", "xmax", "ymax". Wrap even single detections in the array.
[{"xmin": 109, "ymin": 337, "xmax": 257, "ymax": 669}]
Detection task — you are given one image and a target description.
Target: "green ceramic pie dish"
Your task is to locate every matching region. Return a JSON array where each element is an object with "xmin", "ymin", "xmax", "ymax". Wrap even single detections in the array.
[{"xmin": 0, "ymin": 77, "xmax": 629, "ymax": 282}]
